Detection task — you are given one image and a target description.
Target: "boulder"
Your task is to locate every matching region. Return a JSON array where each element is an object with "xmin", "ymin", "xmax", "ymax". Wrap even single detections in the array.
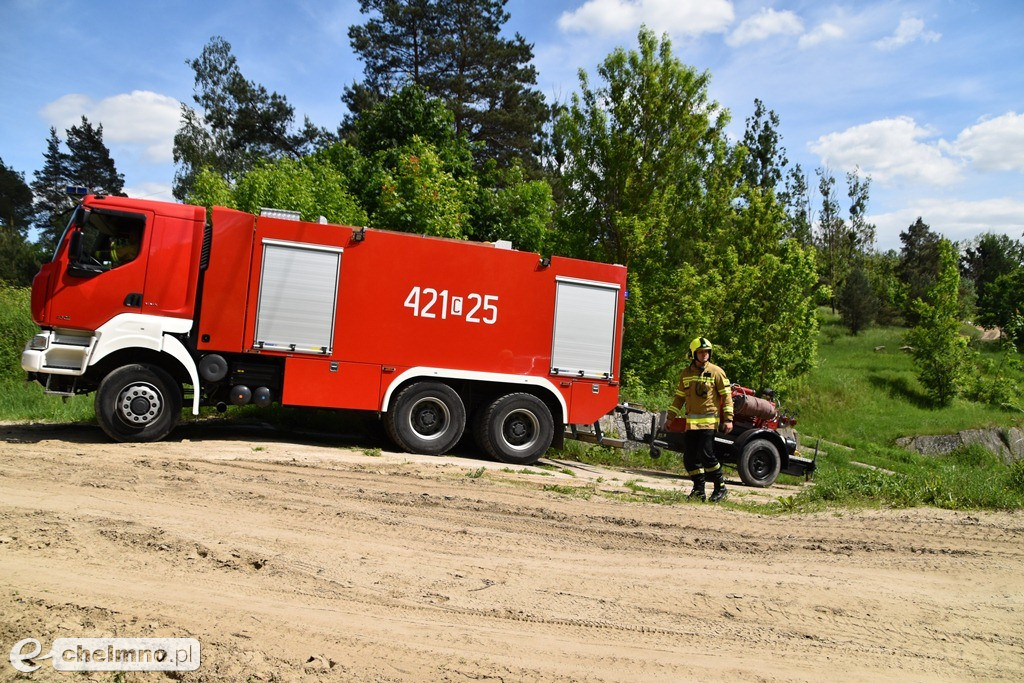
[{"xmin": 897, "ymin": 428, "xmax": 1023, "ymax": 465}]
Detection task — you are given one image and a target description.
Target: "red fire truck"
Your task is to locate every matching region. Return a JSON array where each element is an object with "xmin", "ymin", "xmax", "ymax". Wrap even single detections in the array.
[{"xmin": 21, "ymin": 194, "xmax": 627, "ymax": 465}]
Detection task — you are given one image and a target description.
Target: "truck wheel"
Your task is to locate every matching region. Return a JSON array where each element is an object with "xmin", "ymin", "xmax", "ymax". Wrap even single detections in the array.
[
  {"xmin": 95, "ymin": 364, "xmax": 181, "ymax": 443},
  {"xmin": 737, "ymin": 439, "xmax": 781, "ymax": 487},
  {"xmin": 476, "ymin": 393, "xmax": 554, "ymax": 465},
  {"xmin": 385, "ymin": 382, "xmax": 466, "ymax": 455}
]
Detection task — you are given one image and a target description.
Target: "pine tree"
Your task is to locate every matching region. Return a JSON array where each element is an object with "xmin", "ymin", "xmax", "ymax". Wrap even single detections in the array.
[
  {"xmin": 31, "ymin": 128, "xmax": 74, "ymax": 251},
  {"xmin": 897, "ymin": 217, "xmax": 942, "ymax": 324},
  {"xmin": 65, "ymin": 116, "xmax": 125, "ymax": 197},
  {"xmin": 174, "ymin": 36, "xmax": 332, "ymax": 199},
  {"xmin": 837, "ymin": 267, "xmax": 877, "ymax": 335},
  {"xmin": 346, "ymin": 0, "xmax": 548, "ymax": 169}
]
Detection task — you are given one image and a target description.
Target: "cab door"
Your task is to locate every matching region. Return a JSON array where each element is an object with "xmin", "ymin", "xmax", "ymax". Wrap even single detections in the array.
[{"xmin": 48, "ymin": 206, "xmax": 152, "ymax": 331}]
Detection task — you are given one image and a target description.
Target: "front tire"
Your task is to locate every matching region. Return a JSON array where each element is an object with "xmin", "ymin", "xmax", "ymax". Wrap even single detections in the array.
[
  {"xmin": 384, "ymin": 382, "xmax": 466, "ymax": 455},
  {"xmin": 95, "ymin": 364, "xmax": 181, "ymax": 442},
  {"xmin": 737, "ymin": 438, "xmax": 781, "ymax": 487},
  {"xmin": 476, "ymin": 393, "xmax": 554, "ymax": 465}
]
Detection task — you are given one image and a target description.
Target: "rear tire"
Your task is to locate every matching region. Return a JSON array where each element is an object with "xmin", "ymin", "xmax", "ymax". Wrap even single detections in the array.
[
  {"xmin": 476, "ymin": 393, "xmax": 554, "ymax": 465},
  {"xmin": 384, "ymin": 382, "xmax": 466, "ymax": 455},
  {"xmin": 95, "ymin": 364, "xmax": 181, "ymax": 442},
  {"xmin": 737, "ymin": 438, "xmax": 781, "ymax": 487}
]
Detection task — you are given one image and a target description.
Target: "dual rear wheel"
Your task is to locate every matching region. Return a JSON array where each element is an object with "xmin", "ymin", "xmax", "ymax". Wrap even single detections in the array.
[{"xmin": 383, "ymin": 382, "xmax": 554, "ymax": 465}]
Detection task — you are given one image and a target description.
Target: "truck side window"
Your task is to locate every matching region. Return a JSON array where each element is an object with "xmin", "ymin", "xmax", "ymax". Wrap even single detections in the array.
[{"xmin": 76, "ymin": 211, "xmax": 145, "ymax": 271}]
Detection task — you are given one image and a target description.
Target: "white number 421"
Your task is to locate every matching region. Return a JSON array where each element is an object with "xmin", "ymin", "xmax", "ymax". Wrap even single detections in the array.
[{"xmin": 404, "ymin": 286, "xmax": 498, "ymax": 324}]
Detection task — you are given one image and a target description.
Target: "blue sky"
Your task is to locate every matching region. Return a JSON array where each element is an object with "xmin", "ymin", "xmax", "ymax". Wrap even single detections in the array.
[{"xmin": 2, "ymin": 0, "xmax": 1022, "ymax": 251}]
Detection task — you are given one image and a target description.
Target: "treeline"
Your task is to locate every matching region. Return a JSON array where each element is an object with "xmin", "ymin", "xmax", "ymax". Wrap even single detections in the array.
[{"xmin": 3, "ymin": 1, "xmax": 1021, "ymax": 404}]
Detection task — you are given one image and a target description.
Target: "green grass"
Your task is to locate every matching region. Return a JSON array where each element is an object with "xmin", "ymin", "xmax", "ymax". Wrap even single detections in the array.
[
  {"xmin": 0, "ymin": 379, "xmax": 96, "ymax": 423},
  {"xmin": 787, "ymin": 310, "xmax": 1023, "ymax": 445}
]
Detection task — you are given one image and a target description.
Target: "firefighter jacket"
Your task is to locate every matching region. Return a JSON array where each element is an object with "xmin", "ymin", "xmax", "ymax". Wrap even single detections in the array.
[{"xmin": 667, "ymin": 361, "xmax": 734, "ymax": 430}]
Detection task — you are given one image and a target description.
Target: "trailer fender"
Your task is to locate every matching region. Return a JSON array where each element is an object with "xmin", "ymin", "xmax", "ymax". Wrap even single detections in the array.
[{"xmin": 381, "ymin": 367, "xmax": 567, "ymax": 421}]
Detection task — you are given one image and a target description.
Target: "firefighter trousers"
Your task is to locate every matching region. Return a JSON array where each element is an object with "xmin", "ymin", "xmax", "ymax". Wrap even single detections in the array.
[{"xmin": 681, "ymin": 429, "xmax": 723, "ymax": 485}]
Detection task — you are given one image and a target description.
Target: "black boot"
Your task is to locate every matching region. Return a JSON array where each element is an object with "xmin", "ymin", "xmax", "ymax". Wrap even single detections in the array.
[
  {"xmin": 709, "ymin": 484, "xmax": 728, "ymax": 502},
  {"xmin": 688, "ymin": 476, "xmax": 706, "ymax": 502}
]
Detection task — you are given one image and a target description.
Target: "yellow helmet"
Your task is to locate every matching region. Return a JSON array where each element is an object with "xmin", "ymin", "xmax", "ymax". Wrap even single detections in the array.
[{"xmin": 688, "ymin": 336, "xmax": 713, "ymax": 360}]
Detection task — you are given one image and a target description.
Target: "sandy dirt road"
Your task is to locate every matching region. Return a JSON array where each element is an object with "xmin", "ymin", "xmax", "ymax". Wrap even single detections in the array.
[{"xmin": 1, "ymin": 420, "xmax": 1022, "ymax": 682}]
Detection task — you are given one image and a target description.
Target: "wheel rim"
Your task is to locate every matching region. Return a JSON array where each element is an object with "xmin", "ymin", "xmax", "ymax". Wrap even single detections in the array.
[
  {"xmin": 749, "ymin": 449, "xmax": 774, "ymax": 480},
  {"xmin": 408, "ymin": 397, "xmax": 451, "ymax": 441},
  {"xmin": 501, "ymin": 409, "xmax": 540, "ymax": 452},
  {"xmin": 116, "ymin": 382, "xmax": 163, "ymax": 425}
]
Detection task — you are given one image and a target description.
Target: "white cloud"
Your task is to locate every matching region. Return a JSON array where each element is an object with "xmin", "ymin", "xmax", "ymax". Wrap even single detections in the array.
[
  {"xmin": 123, "ymin": 181, "xmax": 175, "ymax": 202},
  {"xmin": 558, "ymin": 0, "xmax": 734, "ymax": 38},
  {"xmin": 797, "ymin": 22, "xmax": 844, "ymax": 49},
  {"xmin": 727, "ymin": 8, "xmax": 803, "ymax": 47},
  {"xmin": 40, "ymin": 90, "xmax": 181, "ymax": 164},
  {"xmin": 809, "ymin": 117, "xmax": 962, "ymax": 186},
  {"xmin": 874, "ymin": 16, "xmax": 941, "ymax": 51},
  {"xmin": 950, "ymin": 112, "xmax": 1024, "ymax": 173},
  {"xmin": 871, "ymin": 197, "xmax": 1024, "ymax": 249}
]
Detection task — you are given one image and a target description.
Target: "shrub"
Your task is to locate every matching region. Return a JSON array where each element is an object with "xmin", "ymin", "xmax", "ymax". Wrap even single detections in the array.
[{"xmin": 0, "ymin": 286, "xmax": 36, "ymax": 381}]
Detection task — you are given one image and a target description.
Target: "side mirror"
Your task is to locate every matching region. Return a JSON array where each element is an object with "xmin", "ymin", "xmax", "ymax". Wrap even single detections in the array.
[
  {"xmin": 68, "ymin": 230, "xmax": 82, "ymax": 261},
  {"xmin": 65, "ymin": 226, "xmax": 106, "ymax": 279}
]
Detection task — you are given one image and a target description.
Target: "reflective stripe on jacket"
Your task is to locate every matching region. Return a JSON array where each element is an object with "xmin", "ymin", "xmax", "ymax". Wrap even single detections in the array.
[{"xmin": 666, "ymin": 361, "xmax": 734, "ymax": 430}]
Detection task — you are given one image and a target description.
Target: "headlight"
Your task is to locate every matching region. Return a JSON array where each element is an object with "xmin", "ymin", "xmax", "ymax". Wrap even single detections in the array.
[{"xmin": 29, "ymin": 334, "xmax": 49, "ymax": 351}]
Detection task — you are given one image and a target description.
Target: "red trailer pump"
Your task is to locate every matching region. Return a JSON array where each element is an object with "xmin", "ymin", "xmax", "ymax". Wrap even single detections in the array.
[{"xmin": 22, "ymin": 195, "xmax": 626, "ymax": 465}]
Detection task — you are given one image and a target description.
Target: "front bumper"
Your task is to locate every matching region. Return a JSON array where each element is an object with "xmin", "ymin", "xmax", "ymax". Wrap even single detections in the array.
[{"xmin": 21, "ymin": 329, "xmax": 96, "ymax": 376}]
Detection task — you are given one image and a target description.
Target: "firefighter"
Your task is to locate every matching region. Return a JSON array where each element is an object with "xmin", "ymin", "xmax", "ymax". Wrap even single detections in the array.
[{"xmin": 666, "ymin": 337, "xmax": 734, "ymax": 502}]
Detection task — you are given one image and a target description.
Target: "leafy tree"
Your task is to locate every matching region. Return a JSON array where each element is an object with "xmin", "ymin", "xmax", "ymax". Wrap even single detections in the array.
[
  {"xmin": 897, "ymin": 217, "xmax": 942, "ymax": 323},
  {"xmin": 550, "ymin": 28, "xmax": 817, "ymax": 391},
  {"xmin": 0, "ymin": 158, "xmax": 41, "ymax": 285},
  {"xmin": 780, "ymin": 163, "xmax": 812, "ymax": 246},
  {"xmin": 346, "ymin": 0, "xmax": 548, "ymax": 169},
  {"xmin": 846, "ymin": 169, "xmax": 875, "ymax": 254},
  {"xmin": 188, "ymin": 153, "xmax": 367, "ymax": 228},
  {"xmin": 173, "ymin": 36, "xmax": 333, "ymax": 199},
  {"xmin": 981, "ymin": 267, "xmax": 1024, "ymax": 346},
  {"xmin": 837, "ymin": 267, "xmax": 877, "ymax": 335},
  {"xmin": 863, "ymin": 249, "xmax": 905, "ymax": 325},
  {"xmin": 741, "ymin": 98, "xmax": 787, "ymax": 192},
  {"xmin": 352, "ymin": 84, "xmax": 550, "ymax": 247},
  {"xmin": 962, "ymin": 232, "xmax": 1023, "ymax": 327},
  {"xmin": 0, "ymin": 158, "xmax": 34, "ymax": 235},
  {"xmin": 470, "ymin": 160, "xmax": 552, "ymax": 252},
  {"xmin": 905, "ymin": 239, "xmax": 969, "ymax": 406},
  {"xmin": 0, "ymin": 231, "xmax": 43, "ymax": 286},
  {"xmin": 814, "ymin": 168, "xmax": 847, "ymax": 312},
  {"xmin": 813, "ymin": 168, "xmax": 876, "ymax": 313},
  {"xmin": 368, "ymin": 137, "xmax": 476, "ymax": 237},
  {"xmin": 350, "ymin": 84, "xmax": 475, "ymax": 172}
]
